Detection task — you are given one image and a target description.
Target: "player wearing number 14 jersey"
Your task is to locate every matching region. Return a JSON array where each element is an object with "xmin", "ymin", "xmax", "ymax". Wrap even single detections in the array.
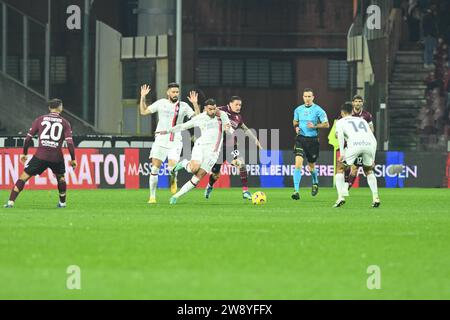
[
  {"xmin": 334, "ymin": 103, "xmax": 380, "ymax": 208},
  {"xmin": 3, "ymin": 99, "xmax": 77, "ymax": 209}
]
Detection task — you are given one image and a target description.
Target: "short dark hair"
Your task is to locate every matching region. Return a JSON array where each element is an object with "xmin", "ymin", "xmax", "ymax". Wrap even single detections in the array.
[
  {"xmin": 48, "ymin": 99, "xmax": 62, "ymax": 110},
  {"xmin": 341, "ymin": 102, "xmax": 353, "ymax": 114},
  {"xmin": 303, "ymin": 88, "xmax": 314, "ymax": 95},
  {"xmin": 229, "ymin": 96, "xmax": 242, "ymax": 103},
  {"xmin": 352, "ymin": 95, "xmax": 364, "ymax": 101},
  {"xmin": 167, "ymin": 82, "xmax": 180, "ymax": 89},
  {"xmin": 204, "ymin": 98, "xmax": 217, "ymax": 106}
]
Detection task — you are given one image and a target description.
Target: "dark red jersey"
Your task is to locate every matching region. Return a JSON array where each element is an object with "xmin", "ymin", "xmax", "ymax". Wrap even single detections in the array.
[
  {"xmin": 24, "ymin": 112, "xmax": 74, "ymax": 163},
  {"xmin": 218, "ymin": 105, "xmax": 244, "ymax": 130},
  {"xmin": 352, "ymin": 109, "xmax": 373, "ymax": 126},
  {"xmin": 218, "ymin": 105, "xmax": 245, "ymax": 147}
]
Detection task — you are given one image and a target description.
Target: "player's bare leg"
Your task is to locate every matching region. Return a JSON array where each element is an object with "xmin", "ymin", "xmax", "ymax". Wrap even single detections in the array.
[
  {"xmin": 148, "ymin": 158, "xmax": 162, "ymax": 204},
  {"xmin": 309, "ymin": 162, "xmax": 319, "ymax": 196},
  {"xmin": 344, "ymin": 165, "xmax": 358, "ymax": 196},
  {"xmin": 56, "ymin": 175, "xmax": 67, "ymax": 208},
  {"xmin": 168, "ymin": 159, "xmax": 178, "ymax": 195},
  {"xmin": 170, "ymin": 161, "xmax": 204, "ymax": 204},
  {"xmin": 333, "ymin": 161, "xmax": 347, "ymax": 208},
  {"xmin": 205, "ymin": 166, "xmax": 220, "ymax": 199},
  {"xmin": 236, "ymin": 160, "xmax": 252, "ymax": 200},
  {"xmin": 292, "ymin": 155, "xmax": 303, "ymax": 200},
  {"xmin": 4, "ymin": 172, "xmax": 31, "ymax": 208},
  {"xmin": 364, "ymin": 165, "xmax": 380, "ymax": 208}
]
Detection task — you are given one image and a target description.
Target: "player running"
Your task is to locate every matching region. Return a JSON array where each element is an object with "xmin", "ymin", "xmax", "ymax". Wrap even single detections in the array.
[
  {"xmin": 343, "ymin": 95, "xmax": 375, "ymax": 195},
  {"xmin": 204, "ymin": 96, "xmax": 263, "ymax": 200},
  {"xmin": 3, "ymin": 99, "xmax": 77, "ymax": 208},
  {"xmin": 139, "ymin": 83, "xmax": 200, "ymax": 204},
  {"xmin": 334, "ymin": 103, "xmax": 380, "ymax": 208},
  {"xmin": 159, "ymin": 99, "xmax": 233, "ymax": 204},
  {"xmin": 292, "ymin": 88, "xmax": 329, "ymax": 200}
]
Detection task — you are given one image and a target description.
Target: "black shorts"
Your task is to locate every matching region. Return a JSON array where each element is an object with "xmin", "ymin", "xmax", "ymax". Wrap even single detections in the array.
[
  {"xmin": 211, "ymin": 143, "xmax": 239, "ymax": 174},
  {"xmin": 24, "ymin": 156, "xmax": 66, "ymax": 176},
  {"xmin": 293, "ymin": 135, "xmax": 320, "ymax": 163}
]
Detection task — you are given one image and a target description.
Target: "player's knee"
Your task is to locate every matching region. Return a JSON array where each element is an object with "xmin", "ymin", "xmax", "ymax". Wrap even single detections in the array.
[
  {"xmin": 363, "ymin": 166, "xmax": 374, "ymax": 175},
  {"xmin": 212, "ymin": 172, "xmax": 220, "ymax": 180}
]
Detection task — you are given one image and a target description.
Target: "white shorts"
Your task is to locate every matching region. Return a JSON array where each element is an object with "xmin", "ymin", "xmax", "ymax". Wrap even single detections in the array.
[
  {"xmin": 150, "ymin": 140, "xmax": 183, "ymax": 162},
  {"xmin": 191, "ymin": 142, "xmax": 220, "ymax": 173},
  {"xmin": 344, "ymin": 141, "xmax": 377, "ymax": 167}
]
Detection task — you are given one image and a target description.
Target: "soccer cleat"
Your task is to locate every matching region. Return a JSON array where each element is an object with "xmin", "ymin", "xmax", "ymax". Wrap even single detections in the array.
[
  {"xmin": 333, "ymin": 199, "xmax": 346, "ymax": 208},
  {"xmin": 291, "ymin": 192, "xmax": 300, "ymax": 200},
  {"xmin": 242, "ymin": 190, "xmax": 252, "ymax": 200},
  {"xmin": 172, "ymin": 161, "xmax": 185, "ymax": 174},
  {"xmin": 311, "ymin": 184, "xmax": 319, "ymax": 197},
  {"xmin": 169, "ymin": 196, "xmax": 178, "ymax": 205},
  {"xmin": 169, "ymin": 175, "xmax": 177, "ymax": 195},
  {"xmin": 57, "ymin": 202, "xmax": 67, "ymax": 208},
  {"xmin": 205, "ymin": 185, "xmax": 213, "ymax": 199},
  {"xmin": 372, "ymin": 200, "xmax": 381, "ymax": 208},
  {"xmin": 3, "ymin": 202, "xmax": 14, "ymax": 209},
  {"xmin": 148, "ymin": 197, "xmax": 157, "ymax": 204}
]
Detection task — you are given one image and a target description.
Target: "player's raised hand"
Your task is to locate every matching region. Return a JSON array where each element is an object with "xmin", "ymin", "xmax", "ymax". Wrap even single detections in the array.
[
  {"xmin": 20, "ymin": 155, "xmax": 28, "ymax": 164},
  {"xmin": 70, "ymin": 160, "xmax": 77, "ymax": 169},
  {"xmin": 140, "ymin": 84, "xmax": 151, "ymax": 97},
  {"xmin": 187, "ymin": 91, "xmax": 198, "ymax": 105}
]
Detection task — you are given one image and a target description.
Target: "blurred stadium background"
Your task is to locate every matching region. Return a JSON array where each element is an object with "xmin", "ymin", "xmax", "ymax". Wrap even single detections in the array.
[{"xmin": 0, "ymin": 0, "xmax": 449, "ymax": 189}]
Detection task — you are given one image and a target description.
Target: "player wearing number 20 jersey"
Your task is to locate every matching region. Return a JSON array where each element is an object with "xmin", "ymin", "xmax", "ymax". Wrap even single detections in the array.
[{"xmin": 4, "ymin": 99, "xmax": 77, "ymax": 209}]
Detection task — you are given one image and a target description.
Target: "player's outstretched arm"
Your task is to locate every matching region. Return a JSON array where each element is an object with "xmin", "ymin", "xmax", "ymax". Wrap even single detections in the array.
[
  {"xmin": 139, "ymin": 84, "xmax": 152, "ymax": 116},
  {"xmin": 241, "ymin": 123, "xmax": 263, "ymax": 150},
  {"xmin": 22, "ymin": 119, "xmax": 39, "ymax": 163}
]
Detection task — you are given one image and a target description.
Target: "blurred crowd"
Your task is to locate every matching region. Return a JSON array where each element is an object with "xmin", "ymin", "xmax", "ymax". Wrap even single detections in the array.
[{"xmin": 396, "ymin": 0, "xmax": 450, "ymax": 137}]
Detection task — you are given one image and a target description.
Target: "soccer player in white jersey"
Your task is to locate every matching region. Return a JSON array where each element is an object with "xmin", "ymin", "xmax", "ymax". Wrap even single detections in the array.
[
  {"xmin": 334, "ymin": 103, "xmax": 381, "ymax": 208},
  {"xmin": 139, "ymin": 83, "xmax": 200, "ymax": 204},
  {"xmin": 157, "ymin": 99, "xmax": 233, "ymax": 204}
]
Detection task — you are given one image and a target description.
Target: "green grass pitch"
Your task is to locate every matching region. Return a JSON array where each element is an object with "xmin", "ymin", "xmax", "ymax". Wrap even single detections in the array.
[{"xmin": 1, "ymin": 187, "xmax": 450, "ymax": 300}]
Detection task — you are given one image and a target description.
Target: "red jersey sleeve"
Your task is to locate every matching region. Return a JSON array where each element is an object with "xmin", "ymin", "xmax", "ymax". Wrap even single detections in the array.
[{"xmin": 23, "ymin": 117, "xmax": 40, "ymax": 155}]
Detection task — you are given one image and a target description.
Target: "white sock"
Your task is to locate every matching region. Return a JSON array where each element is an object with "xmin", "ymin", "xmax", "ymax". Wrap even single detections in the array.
[
  {"xmin": 367, "ymin": 173, "xmax": 379, "ymax": 201},
  {"xmin": 174, "ymin": 175, "xmax": 200, "ymax": 198},
  {"xmin": 335, "ymin": 173, "xmax": 345, "ymax": 200},
  {"xmin": 343, "ymin": 182, "xmax": 349, "ymax": 196},
  {"xmin": 149, "ymin": 166, "xmax": 159, "ymax": 198},
  {"xmin": 181, "ymin": 159, "xmax": 192, "ymax": 173}
]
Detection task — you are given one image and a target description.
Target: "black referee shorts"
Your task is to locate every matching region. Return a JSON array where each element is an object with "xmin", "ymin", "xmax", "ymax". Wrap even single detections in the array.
[
  {"xmin": 293, "ymin": 135, "xmax": 320, "ymax": 164},
  {"xmin": 24, "ymin": 156, "xmax": 66, "ymax": 176}
]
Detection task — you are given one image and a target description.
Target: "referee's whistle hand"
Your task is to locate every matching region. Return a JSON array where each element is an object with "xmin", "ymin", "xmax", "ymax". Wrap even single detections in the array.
[
  {"xmin": 295, "ymin": 127, "xmax": 300, "ymax": 135},
  {"xmin": 307, "ymin": 122, "xmax": 315, "ymax": 129}
]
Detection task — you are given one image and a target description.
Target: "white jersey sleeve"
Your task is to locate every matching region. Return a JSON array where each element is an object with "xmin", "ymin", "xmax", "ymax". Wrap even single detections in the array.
[
  {"xmin": 147, "ymin": 99, "xmax": 165, "ymax": 114},
  {"xmin": 169, "ymin": 113, "xmax": 204, "ymax": 133},
  {"xmin": 182, "ymin": 102, "xmax": 196, "ymax": 119}
]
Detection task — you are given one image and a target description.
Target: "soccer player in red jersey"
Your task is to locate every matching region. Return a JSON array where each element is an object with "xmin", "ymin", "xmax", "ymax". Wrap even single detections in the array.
[
  {"xmin": 344, "ymin": 95, "xmax": 374, "ymax": 192},
  {"xmin": 204, "ymin": 96, "xmax": 263, "ymax": 200},
  {"xmin": 4, "ymin": 99, "xmax": 77, "ymax": 208}
]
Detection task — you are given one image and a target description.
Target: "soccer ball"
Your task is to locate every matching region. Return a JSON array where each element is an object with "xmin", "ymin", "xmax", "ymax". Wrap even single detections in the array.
[{"xmin": 251, "ymin": 191, "xmax": 267, "ymax": 205}]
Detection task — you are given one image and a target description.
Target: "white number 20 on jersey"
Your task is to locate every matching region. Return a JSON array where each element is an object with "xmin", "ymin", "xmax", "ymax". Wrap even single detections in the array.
[{"xmin": 40, "ymin": 121, "xmax": 63, "ymax": 141}]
